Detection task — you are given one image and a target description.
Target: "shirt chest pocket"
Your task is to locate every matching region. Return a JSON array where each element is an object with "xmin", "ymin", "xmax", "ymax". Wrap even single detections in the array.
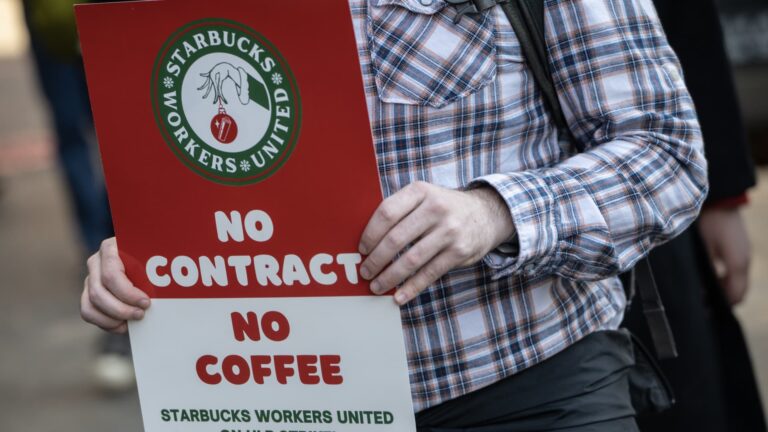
[{"xmin": 367, "ymin": 0, "xmax": 498, "ymax": 109}]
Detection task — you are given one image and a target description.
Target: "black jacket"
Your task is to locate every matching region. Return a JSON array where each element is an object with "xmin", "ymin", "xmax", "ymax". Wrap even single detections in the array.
[{"xmin": 654, "ymin": 0, "xmax": 756, "ymax": 202}]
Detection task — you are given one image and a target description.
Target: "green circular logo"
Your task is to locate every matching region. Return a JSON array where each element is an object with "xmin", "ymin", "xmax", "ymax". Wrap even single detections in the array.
[{"xmin": 152, "ymin": 19, "xmax": 301, "ymax": 185}]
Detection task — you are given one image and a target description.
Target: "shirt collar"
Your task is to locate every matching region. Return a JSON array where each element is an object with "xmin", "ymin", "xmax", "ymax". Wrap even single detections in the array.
[{"xmin": 369, "ymin": 0, "xmax": 446, "ymax": 15}]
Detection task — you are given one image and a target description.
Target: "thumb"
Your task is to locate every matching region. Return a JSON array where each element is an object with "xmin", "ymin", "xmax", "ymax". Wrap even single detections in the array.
[{"xmin": 721, "ymin": 270, "xmax": 748, "ymax": 305}]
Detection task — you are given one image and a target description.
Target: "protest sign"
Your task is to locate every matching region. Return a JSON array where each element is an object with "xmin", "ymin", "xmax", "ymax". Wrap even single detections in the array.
[{"xmin": 76, "ymin": 1, "xmax": 416, "ymax": 431}]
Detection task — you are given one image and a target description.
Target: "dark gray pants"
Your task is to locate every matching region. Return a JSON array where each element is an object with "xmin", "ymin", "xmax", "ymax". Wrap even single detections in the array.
[{"xmin": 416, "ymin": 330, "xmax": 638, "ymax": 432}]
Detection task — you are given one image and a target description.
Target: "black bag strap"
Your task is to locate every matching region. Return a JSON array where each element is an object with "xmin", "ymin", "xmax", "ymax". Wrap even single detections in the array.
[
  {"xmin": 635, "ymin": 258, "xmax": 678, "ymax": 359},
  {"xmin": 498, "ymin": 1, "xmax": 582, "ymax": 150},
  {"xmin": 447, "ymin": 0, "xmax": 677, "ymax": 360},
  {"xmin": 447, "ymin": 0, "xmax": 580, "ymax": 150}
]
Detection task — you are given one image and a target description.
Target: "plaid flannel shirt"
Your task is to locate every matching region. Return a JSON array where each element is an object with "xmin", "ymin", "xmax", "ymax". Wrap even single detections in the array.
[{"xmin": 350, "ymin": 0, "xmax": 708, "ymax": 411}]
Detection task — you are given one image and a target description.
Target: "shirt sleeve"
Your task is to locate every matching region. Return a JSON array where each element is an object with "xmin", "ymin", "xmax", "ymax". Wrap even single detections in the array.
[{"xmin": 473, "ymin": 0, "xmax": 709, "ymax": 281}]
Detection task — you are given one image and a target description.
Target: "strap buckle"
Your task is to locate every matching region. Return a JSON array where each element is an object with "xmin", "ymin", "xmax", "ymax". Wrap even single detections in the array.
[{"xmin": 445, "ymin": 0, "xmax": 507, "ymax": 24}]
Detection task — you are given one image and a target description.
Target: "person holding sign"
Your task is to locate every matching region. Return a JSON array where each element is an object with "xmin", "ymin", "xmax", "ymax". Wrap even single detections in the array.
[{"xmin": 80, "ymin": 0, "xmax": 708, "ymax": 430}]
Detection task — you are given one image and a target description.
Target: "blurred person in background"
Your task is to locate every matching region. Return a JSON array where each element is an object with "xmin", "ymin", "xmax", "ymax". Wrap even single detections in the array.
[
  {"xmin": 624, "ymin": 0, "xmax": 768, "ymax": 430},
  {"xmin": 21, "ymin": 0, "xmax": 132, "ymax": 392}
]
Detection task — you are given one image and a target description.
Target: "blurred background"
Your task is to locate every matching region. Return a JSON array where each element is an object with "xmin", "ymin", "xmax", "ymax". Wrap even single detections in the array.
[{"xmin": 0, "ymin": 0, "xmax": 767, "ymax": 430}]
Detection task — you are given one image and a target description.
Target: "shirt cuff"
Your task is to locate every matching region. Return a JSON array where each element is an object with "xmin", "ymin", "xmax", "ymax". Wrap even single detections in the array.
[
  {"xmin": 703, "ymin": 193, "xmax": 749, "ymax": 210},
  {"xmin": 470, "ymin": 172, "xmax": 560, "ymax": 279}
]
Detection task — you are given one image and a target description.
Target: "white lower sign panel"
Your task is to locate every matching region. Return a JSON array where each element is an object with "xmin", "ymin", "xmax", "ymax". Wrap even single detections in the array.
[{"xmin": 129, "ymin": 297, "xmax": 416, "ymax": 432}]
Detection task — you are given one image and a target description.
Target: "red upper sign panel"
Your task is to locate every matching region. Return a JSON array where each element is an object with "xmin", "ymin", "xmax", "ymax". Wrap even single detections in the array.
[{"xmin": 76, "ymin": 0, "xmax": 383, "ymax": 299}]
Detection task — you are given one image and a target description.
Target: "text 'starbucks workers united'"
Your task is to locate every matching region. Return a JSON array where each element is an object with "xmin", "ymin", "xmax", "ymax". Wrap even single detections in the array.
[{"xmin": 152, "ymin": 19, "xmax": 301, "ymax": 185}]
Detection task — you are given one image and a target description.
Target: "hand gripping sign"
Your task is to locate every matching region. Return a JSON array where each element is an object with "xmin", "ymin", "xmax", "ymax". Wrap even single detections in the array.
[{"xmin": 75, "ymin": 1, "xmax": 416, "ymax": 431}]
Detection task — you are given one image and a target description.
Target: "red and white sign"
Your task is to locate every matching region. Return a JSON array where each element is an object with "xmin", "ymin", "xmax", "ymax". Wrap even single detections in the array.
[{"xmin": 76, "ymin": 1, "xmax": 416, "ymax": 431}]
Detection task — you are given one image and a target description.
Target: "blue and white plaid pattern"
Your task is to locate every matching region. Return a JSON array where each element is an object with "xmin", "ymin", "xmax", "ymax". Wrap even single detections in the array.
[{"xmin": 350, "ymin": 0, "xmax": 708, "ymax": 411}]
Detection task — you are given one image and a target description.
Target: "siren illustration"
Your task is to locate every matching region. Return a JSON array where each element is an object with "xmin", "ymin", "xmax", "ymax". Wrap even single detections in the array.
[{"xmin": 198, "ymin": 62, "xmax": 270, "ymax": 144}]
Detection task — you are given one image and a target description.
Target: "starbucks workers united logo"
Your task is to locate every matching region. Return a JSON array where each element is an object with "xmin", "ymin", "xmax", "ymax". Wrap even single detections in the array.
[{"xmin": 152, "ymin": 19, "xmax": 301, "ymax": 185}]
